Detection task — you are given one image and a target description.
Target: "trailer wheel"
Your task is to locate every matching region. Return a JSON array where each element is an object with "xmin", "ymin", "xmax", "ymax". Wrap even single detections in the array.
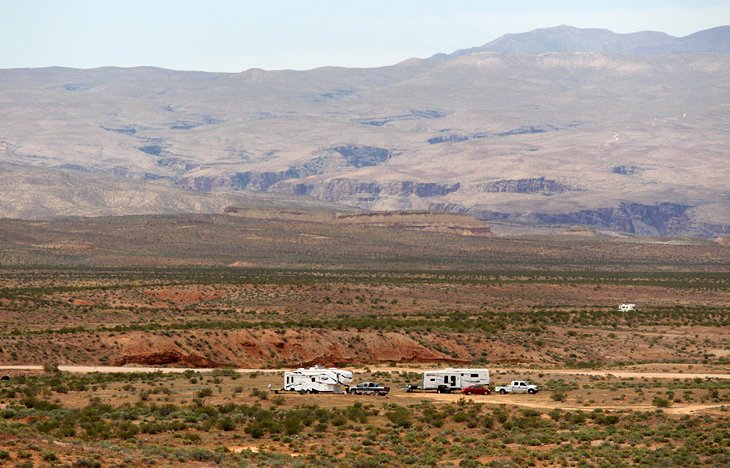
[{"xmin": 500, "ymin": 389, "xmax": 507, "ymax": 395}]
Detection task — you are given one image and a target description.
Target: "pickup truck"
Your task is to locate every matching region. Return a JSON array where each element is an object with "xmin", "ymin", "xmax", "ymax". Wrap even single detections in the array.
[
  {"xmin": 348, "ymin": 382, "xmax": 390, "ymax": 396},
  {"xmin": 495, "ymin": 381, "xmax": 539, "ymax": 394}
]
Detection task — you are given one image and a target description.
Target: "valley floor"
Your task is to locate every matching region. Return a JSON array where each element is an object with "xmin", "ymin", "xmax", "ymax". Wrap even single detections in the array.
[{"xmin": 0, "ymin": 216, "xmax": 727, "ymax": 465}]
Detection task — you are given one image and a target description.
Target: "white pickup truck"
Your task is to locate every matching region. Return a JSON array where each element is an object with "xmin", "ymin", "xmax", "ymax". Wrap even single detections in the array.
[{"xmin": 495, "ymin": 380, "xmax": 540, "ymax": 394}]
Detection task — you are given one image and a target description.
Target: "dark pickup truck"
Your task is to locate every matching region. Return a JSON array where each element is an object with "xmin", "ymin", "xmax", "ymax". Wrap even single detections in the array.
[{"xmin": 348, "ymin": 382, "xmax": 390, "ymax": 396}]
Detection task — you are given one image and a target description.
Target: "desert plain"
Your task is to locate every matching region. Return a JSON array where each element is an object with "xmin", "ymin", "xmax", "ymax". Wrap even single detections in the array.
[{"xmin": 0, "ymin": 209, "xmax": 727, "ymax": 466}]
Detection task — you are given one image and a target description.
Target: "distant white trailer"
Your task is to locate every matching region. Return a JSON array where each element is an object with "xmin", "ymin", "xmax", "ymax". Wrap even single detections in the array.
[
  {"xmin": 282, "ymin": 366, "xmax": 353, "ymax": 393},
  {"xmin": 618, "ymin": 303, "xmax": 636, "ymax": 312},
  {"xmin": 421, "ymin": 368, "xmax": 490, "ymax": 392}
]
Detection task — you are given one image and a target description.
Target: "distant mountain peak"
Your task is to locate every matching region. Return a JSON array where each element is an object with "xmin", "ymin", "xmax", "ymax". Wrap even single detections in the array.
[{"xmin": 449, "ymin": 25, "xmax": 730, "ymax": 57}]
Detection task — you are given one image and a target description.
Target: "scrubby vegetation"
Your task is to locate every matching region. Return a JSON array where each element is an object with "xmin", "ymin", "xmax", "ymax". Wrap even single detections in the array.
[
  {"xmin": 0, "ymin": 370, "xmax": 727, "ymax": 466},
  {"xmin": 0, "ymin": 216, "xmax": 727, "ymax": 465},
  {"xmin": 0, "ymin": 266, "xmax": 727, "ymax": 368}
]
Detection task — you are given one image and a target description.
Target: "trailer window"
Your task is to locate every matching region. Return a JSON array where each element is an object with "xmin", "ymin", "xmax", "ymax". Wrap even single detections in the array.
[
  {"xmin": 444, "ymin": 376, "xmax": 449, "ymax": 383},
  {"xmin": 471, "ymin": 374, "xmax": 479, "ymax": 378},
  {"xmin": 311, "ymin": 378, "xmax": 316, "ymax": 382}
]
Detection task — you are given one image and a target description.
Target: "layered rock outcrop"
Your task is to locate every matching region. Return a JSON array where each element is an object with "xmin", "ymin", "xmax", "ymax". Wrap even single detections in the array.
[
  {"xmin": 277, "ymin": 179, "xmax": 460, "ymax": 206},
  {"xmin": 472, "ymin": 202, "xmax": 696, "ymax": 236},
  {"xmin": 474, "ymin": 177, "xmax": 580, "ymax": 195}
]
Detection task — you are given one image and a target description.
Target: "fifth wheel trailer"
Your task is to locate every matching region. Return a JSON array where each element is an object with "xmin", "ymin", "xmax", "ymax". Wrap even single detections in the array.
[
  {"xmin": 282, "ymin": 366, "xmax": 353, "ymax": 393},
  {"xmin": 414, "ymin": 368, "xmax": 490, "ymax": 393}
]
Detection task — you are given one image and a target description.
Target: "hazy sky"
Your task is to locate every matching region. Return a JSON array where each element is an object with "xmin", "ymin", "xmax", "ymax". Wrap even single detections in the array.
[{"xmin": 2, "ymin": 0, "xmax": 729, "ymax": 71}]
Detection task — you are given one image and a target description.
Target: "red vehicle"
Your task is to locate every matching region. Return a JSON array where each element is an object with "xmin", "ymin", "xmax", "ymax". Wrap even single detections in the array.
[{"xmin": 462, "ymin": 384, "xmax": 491, "ymax": 395}]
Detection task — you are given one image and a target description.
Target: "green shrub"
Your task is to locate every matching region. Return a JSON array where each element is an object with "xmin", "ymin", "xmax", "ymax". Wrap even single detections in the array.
[
  {"xmin": 245, "ymin": 421, "xmax": 265, "ymax": 438},
  {"xmin": 653, "ymin": 397, "xmax": 671, "ymax": 408},
  {"xmin": 345, "ymin": 402, "xmax": 370, "ymax": 423},
  {"xmin": 493, "ymin": 407, "xmax": 510, "ymax": 424},
  {"xmin": 548, "ymin": 409, "xmax": 562, "ymax": 421},
  {"xmin": 176, "ymin": 447, "xmax": 222, "ymax": 463},
  {"xmin": 117, "ymin": 421, "xmax": 139, "ymax": 439},
  {"xmin": 596, "ymin": 414, "xmax": 620, "ymax": 425},
  {"xmin": 182, "ymin": 433, "xmax": 202, "ymax": 444},
  {"xmin": 385, "ymin": 405, "xmax": 412, "ymax": 428},
  {"xmin": 283, "ymin": 415, "xmax": 303, "ymax": 435},
  {"xmin": 218, "ymin": 417, "xmax": 236, "ymax": 431},
  {"xmin": 482, "ymin": 415, "xmax": 494, "ymax": 429},
  {"xmin": 21, "ymin": 397, "xmax": 60, "ymax": 411},
  {"xmin": 73, "ymin": 458, "xmax": 101, "ymax": 468},
  {"xmin": 459, "ymin": 460, "xmax": 482, "ymax": 467}
]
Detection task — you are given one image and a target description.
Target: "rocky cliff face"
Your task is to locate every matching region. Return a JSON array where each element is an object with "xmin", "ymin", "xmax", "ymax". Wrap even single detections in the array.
[
  {"xmin": 474, "ymin": 177, "xmax": 580, "ymax": 195},
  {"xmin": 535, "ymin": 202, "xmax": 693, "ymax": 236},
  {"xmin": 334, "ymin": 211, "xmax": 494, "ymax": 237},
  {"xmin": 276, "ymin": 179, "xmax": 460, "ymax": 207},
  {"xmin": 612, "ymin": 165, "xmax": 642, "ymax": 176},
  {"xmin": 179, "ymin": 144, "xmax": 397, "ymax": 193},
  {"xmin": 180, "ymin": 170, "xmax": 298, "ymax": 192},
  {"xmin": 331, "ymin": 145, "xmax": 392, "ymax": 168},
  {"xmin": 472, "ymin": 202, "xmax": 697, "ymax": 236}
]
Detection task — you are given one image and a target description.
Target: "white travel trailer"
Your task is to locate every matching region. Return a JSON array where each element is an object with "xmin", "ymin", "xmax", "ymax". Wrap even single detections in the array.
[
  {"xmin": 283, "ymin": 366, "xmax": 354, "ymax": 393},
  {"xmin": 421, "ymin": 368, "xmax": 490, "ymax": 392},
  {"xmin": 618, "ymin": 303, "xmax": 636, "ymax": 312}
]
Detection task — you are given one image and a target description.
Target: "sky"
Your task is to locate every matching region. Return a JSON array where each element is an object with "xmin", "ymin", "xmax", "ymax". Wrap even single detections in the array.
[{"xmin": 2, "ymin": 0, "xmax": 729, "ymax": 72}]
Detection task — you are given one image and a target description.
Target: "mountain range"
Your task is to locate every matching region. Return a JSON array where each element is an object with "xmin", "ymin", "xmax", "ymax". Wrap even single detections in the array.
[{"xmin": 1, "ymin": 25, "xmax": 729, "ymax": 237}]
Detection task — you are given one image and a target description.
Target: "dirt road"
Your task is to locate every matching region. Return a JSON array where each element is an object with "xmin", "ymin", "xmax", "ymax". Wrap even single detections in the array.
[
  {"xmin": 490, "ymin": 368, "xmax": 730, "ymax": 380},
  {"xmin": 0, "ymin": 365, "xmax": 727, "ymax": 380},
  {"xmin": 396, "ymin": 391, "xmax": 725, "ymax": 415},
  {"xmin": 0, "ymin": 365, "xmax": 281, "ymax": 374},
  {"xmin": 1, "ymin": 364, "xmax": 725, "ymax": 415}
]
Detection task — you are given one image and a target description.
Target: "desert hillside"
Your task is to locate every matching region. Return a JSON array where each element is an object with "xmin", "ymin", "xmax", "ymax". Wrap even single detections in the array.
[{"xmin": 2, "ymin": 26, "xmax": 729, "ymax": 236}]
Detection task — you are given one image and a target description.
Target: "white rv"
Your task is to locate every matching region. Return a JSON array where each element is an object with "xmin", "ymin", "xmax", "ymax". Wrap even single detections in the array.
[
  {"xmin": 618, "ymin": 303, "xmax": 636, "ymax": 312},
  {"xmin": 283, "ymin": 366, "xmax": 354, "ymax": 393},
  {"xmin": 421, "ymin": 368, "xmax": 490, "ymax": 392}
]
